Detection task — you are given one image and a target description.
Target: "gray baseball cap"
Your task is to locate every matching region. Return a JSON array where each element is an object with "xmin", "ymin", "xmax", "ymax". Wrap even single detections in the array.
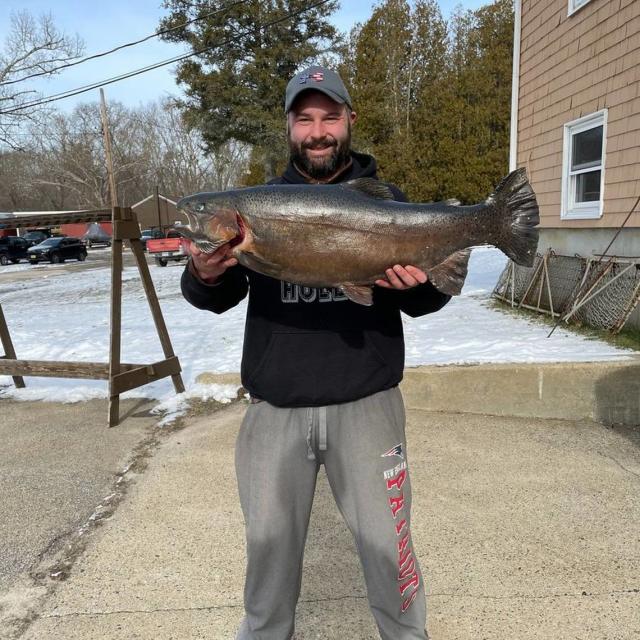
[{"xmin": 285, "ymin": 65, "xmax": 352, "ymax": 112}]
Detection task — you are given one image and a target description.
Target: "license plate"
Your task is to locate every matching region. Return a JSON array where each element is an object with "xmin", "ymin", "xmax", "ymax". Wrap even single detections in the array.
[
  {"xmin": 162, "ymin": 252, "xmax": 172, "ymax": 257},
  {"xmin": 30, "ymin": 255, "xmax": 37, "ymax": 259}
]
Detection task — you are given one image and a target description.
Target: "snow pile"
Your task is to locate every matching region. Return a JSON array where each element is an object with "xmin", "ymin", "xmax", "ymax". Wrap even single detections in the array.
[{"xmin": 150, "ymin": 383, "xmax": 241, "ymax": 426}]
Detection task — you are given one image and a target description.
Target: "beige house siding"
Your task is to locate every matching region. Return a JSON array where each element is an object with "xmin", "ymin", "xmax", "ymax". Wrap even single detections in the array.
[{"xmin": 517, "ymin": 0, "xmax": 640, "ymax": 229}]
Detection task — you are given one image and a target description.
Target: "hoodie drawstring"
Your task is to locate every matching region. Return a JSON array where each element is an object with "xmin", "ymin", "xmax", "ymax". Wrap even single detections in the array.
[
  {"xmin": 319, "ymin": 406, "xmax": 327, "ymax": 453},
  {"xmin": 306, "ymin": 406, "xmax": 328, "ymax": 461},
  {"xmin": 306, "ymin": 407, "xmax": 315, "ymax": 461}
]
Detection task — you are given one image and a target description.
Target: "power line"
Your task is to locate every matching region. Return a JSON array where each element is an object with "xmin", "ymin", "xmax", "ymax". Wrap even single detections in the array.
[
  {"xmin": 0, "ymin": 0, "xmax": 250, "ymax": 87},
  {"xmin": 0, "ymin": 0, "xmax": 332, "ymax": 116}
]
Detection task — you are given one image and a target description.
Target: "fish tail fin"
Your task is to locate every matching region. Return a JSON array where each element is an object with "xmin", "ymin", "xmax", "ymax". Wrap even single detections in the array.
[{"xmin": 487, "ymin": 167, "xmax": 539, "ymax": 267}]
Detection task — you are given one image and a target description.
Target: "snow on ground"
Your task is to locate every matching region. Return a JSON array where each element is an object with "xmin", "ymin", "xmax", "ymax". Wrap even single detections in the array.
[
  {"xmin": 405, "ymin": 248, "xmax": 634, "ymax": 365},
  {"xmin": 0, "ymin": 247, "xmax": 634, "ymax": 421}
]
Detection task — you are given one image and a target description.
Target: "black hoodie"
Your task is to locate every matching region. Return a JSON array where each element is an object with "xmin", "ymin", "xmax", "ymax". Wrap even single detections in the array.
[{"xmin": 180, "ymin": 151, "xmax": 451, "ymax": 407}]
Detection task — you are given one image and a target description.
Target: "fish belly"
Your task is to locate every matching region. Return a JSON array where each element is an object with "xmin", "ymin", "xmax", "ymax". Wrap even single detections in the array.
[{"xmin": 236, "ymin": 210, "xmax": 457, "ymax": 287}]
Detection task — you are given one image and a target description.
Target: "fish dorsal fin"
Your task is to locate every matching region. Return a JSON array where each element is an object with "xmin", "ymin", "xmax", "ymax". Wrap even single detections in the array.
[
  {"xmin": 343, "ymin": 178, "xmax": 395, "ymax": 200},
  {"xmin": 340, "ymin": 283, "xmax": 374, "ymax": 306},
  {"xmin": 428, "ymin": 248, "xmax": 472, "ymax": 296}
]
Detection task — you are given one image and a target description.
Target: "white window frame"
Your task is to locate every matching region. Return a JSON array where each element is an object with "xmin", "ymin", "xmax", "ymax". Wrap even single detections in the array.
[
  {"xmin": 561, "ymin": 109, "xmax": 607, "ymax": 220},
  {"xmin": 568, "ymin": 0, "xmax": 593, "ymax": 17}
]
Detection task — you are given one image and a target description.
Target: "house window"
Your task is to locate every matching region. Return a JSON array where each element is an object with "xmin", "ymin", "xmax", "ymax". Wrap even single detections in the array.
[
  {"xmin": 561, "ymin": 110, "xmax": 607, "ymax": 220},
  {"xmin": 568, "ymin": 0, "xmax": 592, "ymax": 16}
]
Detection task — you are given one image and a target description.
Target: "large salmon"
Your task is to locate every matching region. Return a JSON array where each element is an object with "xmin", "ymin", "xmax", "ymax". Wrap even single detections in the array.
[{"xmin": 175, "ymin": 167, "xmax": 539, "ymax": 305}]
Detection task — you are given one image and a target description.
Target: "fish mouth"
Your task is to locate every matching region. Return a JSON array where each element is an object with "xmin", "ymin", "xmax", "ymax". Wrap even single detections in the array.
[
  {"xmin": 172, "ymin": 225, "xmax": 223, "ymax": 253},
  {"xmin": 173, "ymin": 212, "xmax": 246, "ymax": 254}
]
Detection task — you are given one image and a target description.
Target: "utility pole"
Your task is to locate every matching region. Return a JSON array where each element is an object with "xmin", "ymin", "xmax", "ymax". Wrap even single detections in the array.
[
  {"xmin": 155, "ymin": 185, "xmax": 162, "ymax": 232},
  {"xmin": 100, "ymin": 88, "xmax": 123, "ymax": 426},
  {"xmin": 99, "ymin": 88, "xmax": 118, "ymax": 207}
]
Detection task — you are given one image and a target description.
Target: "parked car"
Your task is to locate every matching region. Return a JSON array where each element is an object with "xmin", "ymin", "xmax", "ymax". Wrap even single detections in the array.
[
  {"xmin": 22, "ymin": 230, "xmax": 49, "ymax": 247},
  {"xmin": 0, "ymin": 236, "xmax": 29, "ymax": 265},
  {"xmin": 29, "ymin": 237, "xmax": 87, "ymax": 264},
  {"xmin": 140, "ymin": 228, "xmax": 164, "ymax": 251}
]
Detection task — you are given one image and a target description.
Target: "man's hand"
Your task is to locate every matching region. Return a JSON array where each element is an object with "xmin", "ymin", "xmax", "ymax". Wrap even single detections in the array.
[
  {"xmin": 183, "ymin": 239, "xmax": 238, "ymax": 284},
  {"xmin": 375, "ymin": 265, "xmax": 428, "ymax": 290}
]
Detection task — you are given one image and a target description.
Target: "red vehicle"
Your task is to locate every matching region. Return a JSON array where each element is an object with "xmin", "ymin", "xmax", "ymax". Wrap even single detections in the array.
[{"xmin": 145, "ymin": 229, "xmax": 187, "ymax": 267}]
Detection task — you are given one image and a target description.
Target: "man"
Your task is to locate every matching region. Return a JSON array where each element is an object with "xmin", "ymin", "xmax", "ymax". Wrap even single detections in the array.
[{"xmin": 180, "ymin": 66, "xmax": 450, "ymax": 640}]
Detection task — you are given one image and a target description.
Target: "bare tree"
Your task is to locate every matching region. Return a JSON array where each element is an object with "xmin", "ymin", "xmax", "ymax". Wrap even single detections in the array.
[
  {"xmin": 135, "ymin": 99, "xmax": 250, "ymax": 196},
  {"xmin": 0, "ymin": 11, "xmax": 83, "ymax": 149},
  {"xmin": 0, "ymin": 97, "xmax": 250, "ymax": 212},
  {"xmin": 31, "ymin": 101, "xmax": 148, "ymax": 208}
]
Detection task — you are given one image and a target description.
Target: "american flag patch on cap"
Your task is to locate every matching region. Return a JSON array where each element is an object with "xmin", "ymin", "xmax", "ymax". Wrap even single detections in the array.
[{"xmin": 299, "ymin": 71, "xmax": 325, "ymax": 84}]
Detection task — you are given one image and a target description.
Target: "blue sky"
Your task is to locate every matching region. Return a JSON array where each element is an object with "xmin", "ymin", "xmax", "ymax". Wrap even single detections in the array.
[{"xmin": 1, "ymin": 1, "xmax": 491, "ymax": 113}]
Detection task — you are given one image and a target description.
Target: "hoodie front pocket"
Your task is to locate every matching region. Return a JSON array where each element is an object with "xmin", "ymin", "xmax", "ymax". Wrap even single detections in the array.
[{"xmin": 245, "ymin": 331, "xmax": 395, "ymax": 406}]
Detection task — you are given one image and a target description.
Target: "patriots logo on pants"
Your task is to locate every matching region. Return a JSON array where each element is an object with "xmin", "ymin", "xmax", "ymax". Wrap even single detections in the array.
[{"xmin": 381, "ymin": 444, "xmax": 404, "ymax": 460}]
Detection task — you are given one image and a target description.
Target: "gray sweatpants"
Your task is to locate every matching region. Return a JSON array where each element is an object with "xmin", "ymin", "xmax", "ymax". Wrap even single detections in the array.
[{"xmin": 234, "ymin": 387, "xmax": 428, "ymax": 640}]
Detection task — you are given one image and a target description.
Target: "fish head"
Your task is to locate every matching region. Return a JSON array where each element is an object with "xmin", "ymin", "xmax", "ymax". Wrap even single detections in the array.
[{"xmin": 174, "ymin": 192, "xmax": 244, "ymax": 254}]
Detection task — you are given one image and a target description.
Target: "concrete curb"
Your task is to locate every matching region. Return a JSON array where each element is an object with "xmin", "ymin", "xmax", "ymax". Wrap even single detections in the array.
[
  {"xmin": 401, "ymin": 360, "xmax": 640, "ymax": 425},
  {"xmin": 198, "ymin": 358, "xmax": 640, "ymax": 426}
]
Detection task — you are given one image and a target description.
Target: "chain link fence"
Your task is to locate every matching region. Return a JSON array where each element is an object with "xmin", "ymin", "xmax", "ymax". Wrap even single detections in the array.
[{"xmin": 493, "ymin": 250, "xmax": 640, "ymax": 333}]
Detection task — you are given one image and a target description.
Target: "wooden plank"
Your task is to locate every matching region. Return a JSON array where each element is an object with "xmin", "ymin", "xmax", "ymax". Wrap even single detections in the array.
[
  {"xmin": 613, "ymin": 279, "xmax": 640, "ymax": 334},
  {"xmin": 0, "ymin": 304, "xmax": 25, "ymax": 388},
  {"xmin": 494, "ymin": 296, "xmax": 560, "ymax": 318},
  {"xmin": 517, "ymin": 256, "xmax": 544, "ymax": 309},
  {"xmin": 0, "ymin": 359, "xmax": 109, "ymax": 378},
  {"xmin": 0, "ymin": 360, "xmax": 149, "ymax": 379},
  {"xmin": 0, "ymin": 210, "xmax": 112, "ymax": 230},
  {"xmin": 110, "ymin": 356, "xmax": 182, "ymax": 395},
  {"xmin": 129, "ymin": 235, "xmax": 186, "ymax": 395},
  {"xmin": 543, "ymin": 255, "xmax": 555, "ymax": 317}
]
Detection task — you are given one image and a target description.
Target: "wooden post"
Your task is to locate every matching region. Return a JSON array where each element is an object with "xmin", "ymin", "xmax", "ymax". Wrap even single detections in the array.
[
  {"xmin": 128, "ymin": 233, "xmax": 185, "ymax": 395},
  {"xmin": 614, "ymin": 277, "xmax": 640, "ymax": 334},
  {"xmin": 0, "ymin": 305, "xmax": 25, "ymax": 388},
  {"xmin": 108, "ymin": 207, "xmax": 124, "ymax": 427},
  {"xmin": 517, "ymin": 253, "xmax": 544, "ymax": 310},
  {"xmin": 543, "ymin": 254, "xmax": 555, "ymax": 317}
]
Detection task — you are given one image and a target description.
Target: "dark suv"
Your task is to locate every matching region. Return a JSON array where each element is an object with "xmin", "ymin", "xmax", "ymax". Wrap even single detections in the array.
[
  {"xmin": 29, "ymin": 237, "xmax": 87, "ymax": 264},
  {"xmin": 0, "ymin": 236, "xmax": 29, "ymax": 265}
]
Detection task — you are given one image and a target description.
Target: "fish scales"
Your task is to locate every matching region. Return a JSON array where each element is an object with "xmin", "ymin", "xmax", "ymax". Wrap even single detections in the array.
[{"xmin": 237, "ymin": 189, "xmax": 481, "ymax": 284}]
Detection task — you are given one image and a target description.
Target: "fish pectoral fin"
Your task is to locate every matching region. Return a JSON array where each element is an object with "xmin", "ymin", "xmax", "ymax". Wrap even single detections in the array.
[
  {"xmin": 427, "ymin": 249, "xmax": 472, "ymax": 296},
  {"xmin": 340, "ymin": 283, "xmax": 374, "ymax": 306},
  {"xmin": 343, "ymin": 178, "xmax": 395, "ymax": 200}
]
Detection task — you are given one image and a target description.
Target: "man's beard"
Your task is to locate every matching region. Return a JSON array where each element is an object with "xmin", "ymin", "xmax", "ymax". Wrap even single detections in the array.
[{"xmin": 289, "ymin": 127, "xmax": 352, "ymax": 181}]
